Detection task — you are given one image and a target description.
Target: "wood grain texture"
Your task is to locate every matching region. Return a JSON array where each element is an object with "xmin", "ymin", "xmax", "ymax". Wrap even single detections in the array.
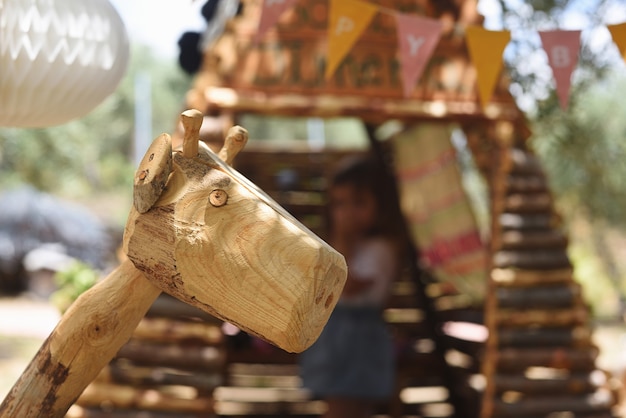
[
  {"xmin": 133, "ymin": 133, "xmax": 173, "ymax": 214},
  {"xmin": 0, "ymin": 260, "xmax": 160, "ymax": 418},
  {"xmin": 125, "ymin": 142, "xmax": 347, "ymax": 353}
]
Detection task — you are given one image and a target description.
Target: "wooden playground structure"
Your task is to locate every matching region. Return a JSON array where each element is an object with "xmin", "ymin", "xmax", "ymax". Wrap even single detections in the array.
[{"xmin": 2, "ymin": 0, "xmax": 622, "ymax": 417}]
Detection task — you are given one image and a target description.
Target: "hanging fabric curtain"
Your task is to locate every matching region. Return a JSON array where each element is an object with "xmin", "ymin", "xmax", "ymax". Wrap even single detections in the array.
[
  {"xmin": 0, "ymin": 0, "xmax": 129, "ymax": 127},
  {"xmin": 393, "ymin": 124, "xmax": 488, "ymax": 304}
]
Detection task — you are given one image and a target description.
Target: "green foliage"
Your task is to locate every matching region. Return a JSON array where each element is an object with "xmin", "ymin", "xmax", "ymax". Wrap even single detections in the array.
[
  {"xmin": 51, "ymin": 261, "xmax": 100, "ymax": 313},
  {"xmin": 531, "ymin": 72, "xmax": 626, "ymax": 228},
  {"xmin": 0, "ymin": 44, "xmax": 190, "ymax": 199}
]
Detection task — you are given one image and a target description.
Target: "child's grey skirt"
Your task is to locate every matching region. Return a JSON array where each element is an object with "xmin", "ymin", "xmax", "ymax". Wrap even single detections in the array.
[{"xmin": 299, "ymin": 305, "xmax": 394, "ymax": 400}]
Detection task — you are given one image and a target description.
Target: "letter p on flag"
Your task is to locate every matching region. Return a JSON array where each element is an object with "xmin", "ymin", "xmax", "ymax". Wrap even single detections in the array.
[{"xmin": 325, "ymin": 0, "xmax": 378, "ymax": 80}]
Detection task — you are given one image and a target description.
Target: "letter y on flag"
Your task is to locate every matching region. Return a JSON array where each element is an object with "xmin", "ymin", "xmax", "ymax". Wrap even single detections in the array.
[{"xmin": 395, "ymin": 14, "xmax": 443, "ymax": 97}]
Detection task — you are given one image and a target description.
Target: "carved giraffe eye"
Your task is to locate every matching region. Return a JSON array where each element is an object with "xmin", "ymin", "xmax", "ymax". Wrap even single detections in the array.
[{"xmin": 209, "ymin": 189, "xmax": 228, "ymax": 207}]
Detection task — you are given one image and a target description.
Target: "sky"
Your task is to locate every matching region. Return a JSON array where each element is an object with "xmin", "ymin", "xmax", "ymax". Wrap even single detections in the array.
[{"xmin": 109, "ymin": 0, "xmax": 206, "ymax": 58}]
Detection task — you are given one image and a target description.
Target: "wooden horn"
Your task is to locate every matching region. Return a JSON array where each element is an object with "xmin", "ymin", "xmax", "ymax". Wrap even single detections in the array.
[
  {"xmin": 218, "ymin": 126, "xmax": 249, "ymax": 166},
  {"xmin": 180, "ymin": 109, "xmax": 204, "ymax": 158}
]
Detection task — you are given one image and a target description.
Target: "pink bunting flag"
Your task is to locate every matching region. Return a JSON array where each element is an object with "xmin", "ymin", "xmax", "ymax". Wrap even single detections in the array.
[
  {"xmin": 395, "ymin": 14, "xmax": 443, "ymax": 97},
  {"xmin": 255, "ymin": 0, "xmax": 299, "ymax": 43},
  {"xmin": 539, "ymin": 30, "xmax": 581, "ymax": 110}
]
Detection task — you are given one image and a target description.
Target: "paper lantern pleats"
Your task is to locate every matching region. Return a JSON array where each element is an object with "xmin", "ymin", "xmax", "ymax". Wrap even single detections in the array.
[{"xmin": 0, "ymin": 0, "xmax": 129, "ymax": 127}]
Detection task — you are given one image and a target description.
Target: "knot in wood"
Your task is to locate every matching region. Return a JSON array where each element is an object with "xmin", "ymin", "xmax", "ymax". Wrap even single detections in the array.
[{"xmin": 209, "ymin": 189, "xmax": 228, "ymax": 207}]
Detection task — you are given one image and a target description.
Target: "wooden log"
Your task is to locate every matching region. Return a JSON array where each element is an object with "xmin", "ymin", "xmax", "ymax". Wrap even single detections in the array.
[
  {"xmin": 108, "ymin": 362, "xmax": 222, "ymax": 391},
  {"xmin": 495, "ymin": 307, "xmax": 588, "ymax": 328},
  {"xmin": 499, "ymin": 213, "xmax": 557, "ymax": 230},
  {"xmin": 0, "ymin": 261, "xmax": 161, "ymax": 418},
  {"xmin": 132, "ymin": 317, "xmax": 223, "ymax": 345},
  {"xmin": 490, "ymin": 414, "xmax": 614, "ymax": 418},
  {"xmin": 67, "ymin": 405, "xmax": 206, "ymax": 418},
  {"xmin": 496, "ymin": 230, "xmax": 568, "ymax": 251},
  {"xmin": 215, "ymin": 400, "xmax": 325, "ymax": 416},
  {"xmin": 496, "ymin": 284, "xmax": 580, "ymax": 309},
  {"xmin": 75, "ymin": 382, "xmax": 213, "ymax": 414},
  {"xmin": 494, "ymin": 373, "xmax": 599, "ymax": 395},
  {"xmin": 495, "ymin": 347, "xmax": 598, "ymax": 371},
  {"xmin": 498, "ymin": 327, "xmax": 592, "ymax": 348},
  {"xmin": 146, "ymin": 294, "xmax": 221, "ymax": 323},
  {"xmin": 493, "ymin": 250, "xmax": 571, "ymax": 269},
  {"xmin": 496, "ymin": 174, "xmax": 548, "ymax": 194},
  {"xmin": 502, "ymin": 193, "xmax": 552, "ymax": 213},
  {"xmin": 501, "ymin": 149, "xmax": 544, "ymax": 175},
  {"xmin": 491, "ymin": 267, "xmax": 573, "ymax": 287},
  {"xmin": 115, "ymin": 341, "xmax": 225, "ymax": 372},
  {"xmin": 491, "ymin": 391, "xmax": 614, "ymax": 416}
]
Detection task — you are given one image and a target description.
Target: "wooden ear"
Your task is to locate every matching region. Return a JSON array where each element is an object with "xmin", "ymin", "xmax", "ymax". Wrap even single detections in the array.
[
  {"xmin": 218, "ymin": 126, "xmax": 248, "ymax": 166},
  {"xmin": 133, "ymin": 133, "xmax": 173, "ymax": 213}
]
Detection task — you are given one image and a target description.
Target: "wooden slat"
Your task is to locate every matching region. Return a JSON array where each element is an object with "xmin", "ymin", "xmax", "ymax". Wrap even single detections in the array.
[
  {"xmin": 498, "ymin": 213, "xmax": 557, "ymax": 230},
  {"xmin": 132, "ymin": 317, "xmax": 223, "ymax": 345},
  {"xmin": 147, "ymin": 294, "xmax": 221, "ymax": 323},
  {"xmin": 491, "ymin": 391, "xmax": 614, "ymax": 416},
  {"xmin": 495, "ymin": 347, "xmax": 598, "ymax": 371},
  {"xmin": 496, "ymin": 284, "xmax": 580, "ymax": 309},
  {"xmin": 493, "ymin": 250, "xmax": 571, "ymax": 269},
  {"xmin": 493, "ymin": 373, "xmax": 599, "ymax": 395},
  {"xmin": 495, "ymin": 307, "xmax": 588, "ymax": 328},
  {"xmin": 495, "ymin": 230, "xmax": 567, "ymax": 251},
  {"xmin": 497, "ymin": 327, "xmax": 592, "ymax": 348},
  {"xmin": 491, "ymin": 267, "xmax": 573, "ymax": 287},
  {"xmin": 107, "ymin": 362, "xmax": 222, "ymax": 391},
  {"xmin": 501, "ymin": 193, "xmax": 552, "ymax": 213},
  {"xmin": 67, "ymin": 405, "xmax": 207, "ymax": 418},
  {"xmin": 75, "ymin": 382, "xmax": 214, "ymax": 414},
  {"xmin": 116, "ymin": 341, "xmax": 225, "ymax": 371}
]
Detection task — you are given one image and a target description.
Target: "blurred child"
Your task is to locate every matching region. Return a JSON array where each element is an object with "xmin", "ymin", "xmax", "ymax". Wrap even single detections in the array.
[{"xmin": 300, "ymin": 155, "xmax": 401, "ymax": 418}]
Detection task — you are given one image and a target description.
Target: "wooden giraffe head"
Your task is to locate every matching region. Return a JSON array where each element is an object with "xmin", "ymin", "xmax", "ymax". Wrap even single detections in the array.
[{"xmin": 123, "ymin": 110, "xmax": 347, "ymax": 352}]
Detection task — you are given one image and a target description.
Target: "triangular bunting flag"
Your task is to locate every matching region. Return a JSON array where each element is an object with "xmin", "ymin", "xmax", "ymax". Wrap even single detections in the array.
[
  {"xmin": 608, "ymin": 22, "xmax": 626, "ymax": 62},
  {"xmin": 255, "ymin": 0, "xmax": 299, "ymax": 43},
  {"xmin": 325, "ymin": 0, "xmax": 378, "ymax": 80},
  {"xmin": 465, "ymin": 27, "xmax": 511, "ymax": 108},
  {"xmin": 539, "ymin": 30, "xmax": 581, "ymax": 110},
  {"xmin": 395, "ymin": 14, "xmax": 443, "ymax": 97}
]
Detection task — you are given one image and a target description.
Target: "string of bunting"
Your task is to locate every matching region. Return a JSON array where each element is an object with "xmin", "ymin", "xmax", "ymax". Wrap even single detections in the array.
[{"xmin": 256, "ymin": 0, "xmax": 626, "ymax": 110}]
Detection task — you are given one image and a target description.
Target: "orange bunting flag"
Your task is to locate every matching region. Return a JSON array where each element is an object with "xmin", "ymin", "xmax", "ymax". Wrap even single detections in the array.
[
  {"xmin": 608, "ymin": 22, "xmax": 626, "ymax": 62},
  {"xmin": 255, "ymin": 0, "xmax": 299, "ymax": 43},
  {"xmin": 395, "ymin": 14, "xmax": 443, "ymax": 97},
  {"xmin": 539, "ymin": 30, "xmax": 581, "ymax": 110},
  {"xmin": 465, "ymin": 27, "xmax": 511, "ymax": 108},
  {"xmin": 325, "ymin": 0, "xmax": 378, "ymax": 80}
]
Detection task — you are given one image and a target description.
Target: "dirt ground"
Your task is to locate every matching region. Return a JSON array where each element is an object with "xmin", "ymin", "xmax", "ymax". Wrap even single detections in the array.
[{"xmin": 1, "ymin": 297, "xmax": 626, "ymax": 414}]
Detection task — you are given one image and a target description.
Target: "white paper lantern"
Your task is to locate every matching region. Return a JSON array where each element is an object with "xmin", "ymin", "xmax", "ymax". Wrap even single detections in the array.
[{"xmin": 0, "ymin": 0, "xmax": 129, "ymax": 127}]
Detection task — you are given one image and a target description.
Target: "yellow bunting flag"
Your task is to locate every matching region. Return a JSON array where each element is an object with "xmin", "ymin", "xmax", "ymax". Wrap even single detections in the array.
[
  {"xmin": 325, "ymin": 0, "xmax": 378, "ymax": 80},
  {"xmin": 465, "ymin": 26, "xmax": 511, "ymax": 108},
  {"xmin": 608, "ymin": 22, "xmax": 626, "ymax": 62}
]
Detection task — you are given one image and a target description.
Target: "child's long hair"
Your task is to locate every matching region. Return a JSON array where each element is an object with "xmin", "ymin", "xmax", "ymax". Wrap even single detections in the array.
[{"xmin": 327, "ymin": 154, "xmax": 405, "ymax": 243}]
